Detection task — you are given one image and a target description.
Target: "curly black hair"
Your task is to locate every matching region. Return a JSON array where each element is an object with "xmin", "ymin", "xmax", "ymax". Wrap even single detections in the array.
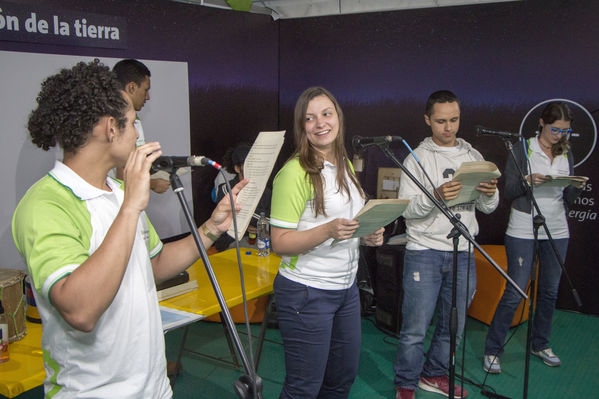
[{"xmin": 28, "ymin": 59, "xmax": 129, "ymax": 153}]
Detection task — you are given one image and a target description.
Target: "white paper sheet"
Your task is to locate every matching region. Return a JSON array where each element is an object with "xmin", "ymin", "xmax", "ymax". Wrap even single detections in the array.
[{"xmin": 227, "ymin": 131, "xmax": 286, "ymax": 240}]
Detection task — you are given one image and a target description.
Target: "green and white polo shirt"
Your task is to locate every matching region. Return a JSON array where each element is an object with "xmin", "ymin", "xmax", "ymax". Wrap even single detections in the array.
[
  {"xmin": 12, "ymin": 161, "xmax": 171, "ymax": 399},
  {"xmin": 270, "ymin": 158, "xmax": 364, "ymax": 290}
]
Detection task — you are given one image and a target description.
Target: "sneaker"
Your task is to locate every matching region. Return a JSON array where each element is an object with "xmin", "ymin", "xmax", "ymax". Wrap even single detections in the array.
[
  {"xmin": 396, "ymin": 386, "xmax": 416, "ymax": 399},
  {"xmin": 532, "ymin": 348, "xmax": 561, "ymax": 367},
  {"xmin": 483, "ymin": 354, "xmax": 501, "ymax": 374},
  {"xmin": 418, "ymin": 375, "xmax": 468, "ymax": 398}
]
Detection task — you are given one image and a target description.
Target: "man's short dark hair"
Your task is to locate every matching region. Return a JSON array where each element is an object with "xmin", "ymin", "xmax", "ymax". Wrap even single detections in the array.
[
  {"xmin": 425, "ymin": 90, "xmax": 460, "ymax": 116},
  {"xmin": 222, "ymin": 143, "xmax": 251, "ymax": 174},
  {"xmin": 113, "ymin": 59, "xmax": 151, "ymax": 89}
]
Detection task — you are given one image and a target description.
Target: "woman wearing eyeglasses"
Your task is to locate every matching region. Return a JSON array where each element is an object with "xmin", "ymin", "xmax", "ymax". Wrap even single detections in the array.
[{"xmin": 482, "ymin": 102, "xmax": 584, "ymax": 374}]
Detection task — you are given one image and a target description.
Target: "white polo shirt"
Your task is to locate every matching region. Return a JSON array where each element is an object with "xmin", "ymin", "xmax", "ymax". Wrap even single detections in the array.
[
  {"xmin": 12, "ymin": 161, "xmax": 171, "ymax": 399},
  {"xmin": 134, "ymin": 117, "xmax": 146, "ymax": 147},
  {"xmin": 507, "ymin": 137, "xmax": 570, "ymax": 240},
  {"xmin": 270, "ymin": 158, "xmax": 364, "ymax": 290}
]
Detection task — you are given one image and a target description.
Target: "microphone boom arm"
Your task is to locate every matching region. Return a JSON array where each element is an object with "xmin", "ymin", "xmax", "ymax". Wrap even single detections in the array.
[{"xmin": 166, "ymin": 171, "xmax": 263, "ymax": 399}]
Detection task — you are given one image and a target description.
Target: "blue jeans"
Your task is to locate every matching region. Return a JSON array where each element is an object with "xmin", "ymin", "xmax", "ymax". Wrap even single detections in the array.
[
  {"xmin": 273, "ymin": 274, "xmax": 361, "ymax": 399},
  {"xmin": 485, "ymin": 235, "xmax": 567, "ymax": 356},
  {"xmin": 393, "ymin": 249, "xmax": 476, "ymax": 389}
]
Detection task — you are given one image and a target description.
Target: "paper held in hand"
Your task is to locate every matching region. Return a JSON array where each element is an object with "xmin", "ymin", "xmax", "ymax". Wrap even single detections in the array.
[
  {"xmin": 541, "ymin": 175, "xmax": 588, "ymax": 187},
  {"xmin": 350, "ymin": 198, "xmax": 410, "ymax": 239},
  {"xmin": 445, "ymin": 161, "xmax": 501, "ymax": 207},
  {"xmin": 227, "ymin": 131, "xmax": 286, "ymax": 240}
]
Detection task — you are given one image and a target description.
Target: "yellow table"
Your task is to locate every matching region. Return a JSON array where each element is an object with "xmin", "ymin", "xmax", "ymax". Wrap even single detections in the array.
[
  {"xmin": 160, "ymin": 248, "xmax": 280, "ymax": 316},
  {"xmin": 0, "ymin": 249, "xmax": 280, "ymax": 398},
  {"xmin": 0, "ymin": 322, "xmax": 44, "ymax": 398},
  {"xmin": 161, "ymin": 248, "xmax": 281, "ymax": 372}
]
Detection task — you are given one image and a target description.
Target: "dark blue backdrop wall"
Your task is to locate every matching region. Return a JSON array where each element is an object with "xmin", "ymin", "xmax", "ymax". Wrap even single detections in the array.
[
  {"xmin": 2, "ymin": 0, "xmax": 598, "ymax": 314},
  {"xmin": 0, "ymin": 0, "xmax": 280, "ymax": 226},
  {"xmin": 277, "ymin": 0, "xmax": 599, "ymax": 314}
]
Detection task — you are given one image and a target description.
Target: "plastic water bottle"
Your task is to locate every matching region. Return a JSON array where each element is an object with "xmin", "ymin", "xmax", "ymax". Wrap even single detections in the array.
[{"xmin": 257, "ymin": 212, "xmax": 270, "ymax": 257}]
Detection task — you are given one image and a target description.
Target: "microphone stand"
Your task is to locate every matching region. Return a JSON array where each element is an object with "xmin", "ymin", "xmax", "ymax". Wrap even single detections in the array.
[
  {"xmin": 375, "ymin": 144, "xmax": 527, "ymax": 399},
  {"xmin": 165, "ymin": 168, "xmax": 263, "ymax": 399},
  {"xmin": 502, "ymin": 139, "xmax": 582, "ymax": 399}
]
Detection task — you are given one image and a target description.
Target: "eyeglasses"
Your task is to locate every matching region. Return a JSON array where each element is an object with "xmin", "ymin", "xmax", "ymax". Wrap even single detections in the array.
[{"xmin": 550, "ymin": 127, "xmax": 572, "ymax": 136}]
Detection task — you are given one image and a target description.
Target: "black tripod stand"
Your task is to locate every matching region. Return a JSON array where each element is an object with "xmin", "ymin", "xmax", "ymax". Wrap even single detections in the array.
[
  {"xmin": 374, "ymin": 142, "xmax": 527, "ymax": 399},
  {"xmin": 502, "ymin": 138, "xmax": 582, "ymax": 399},
  {"xmin": 163, "ymin": 166, "xmax": 263, "ymax": 399}
]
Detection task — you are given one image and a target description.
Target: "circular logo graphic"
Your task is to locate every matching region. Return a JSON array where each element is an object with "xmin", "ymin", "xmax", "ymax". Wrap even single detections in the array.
[{"xmin": 519, "ymin": 98, "xmax": 597, "ymax": 167}]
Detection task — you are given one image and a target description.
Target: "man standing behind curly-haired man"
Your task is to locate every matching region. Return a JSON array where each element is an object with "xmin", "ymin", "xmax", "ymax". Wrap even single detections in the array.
[
  {"xmin": 12, "ymin": 60, "xmax": 247, "ymax": 398},
  {"xmin": 112, "ymin": 58, "xmax": 171, "ymax": 193}
]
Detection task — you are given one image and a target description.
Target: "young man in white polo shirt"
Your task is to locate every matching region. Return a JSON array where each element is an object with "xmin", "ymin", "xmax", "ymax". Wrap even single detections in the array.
[{"xmin": 12, "ymin": 60, "xmax": 247, "ymax": 398}]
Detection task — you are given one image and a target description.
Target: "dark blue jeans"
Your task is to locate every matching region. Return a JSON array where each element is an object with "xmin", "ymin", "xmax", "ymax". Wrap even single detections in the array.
[
  {"xmin": 393, "ymin": 249, "xmax": 476, "ymax": 389},
  {"xmin": 273, "ymin": 273, "xmax": 361, "ymax": 399},
  {"xmin": 484, "ymin": 235, "xmax": 568, "ymax": 356}
]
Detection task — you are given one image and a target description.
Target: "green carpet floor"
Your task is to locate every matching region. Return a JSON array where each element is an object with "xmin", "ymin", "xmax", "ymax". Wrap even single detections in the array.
[
  {"xmin": 7, "ymin": 310, "xmax": 599, "ymax": 398},
  {"xmin": 165, "ymin": 309, "xmax": 599, "ymax": 399}
]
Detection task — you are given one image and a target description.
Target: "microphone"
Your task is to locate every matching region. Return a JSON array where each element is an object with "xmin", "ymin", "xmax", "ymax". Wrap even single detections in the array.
[
  {"xmin": 475, "ymin": 125, "xmax": 521, "ymax": 140},
  {"xmin": 352, "ymin": 135, "xmax": 403, "ymax": 150},
  {"xmin": 152, "ymin": 155, "xmax": 221, "ymax": 172}
]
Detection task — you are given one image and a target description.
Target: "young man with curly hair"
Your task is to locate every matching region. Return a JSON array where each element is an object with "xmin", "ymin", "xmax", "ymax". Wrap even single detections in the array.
[{"xmin": 12, "ymin": 60, "xmax": 247, "ymax": 398}]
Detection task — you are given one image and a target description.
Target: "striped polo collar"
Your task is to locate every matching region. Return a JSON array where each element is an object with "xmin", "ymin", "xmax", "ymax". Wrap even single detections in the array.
[{"xmin": 48, "ymin": 160, "xmax": 118, "ymax": 201}]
